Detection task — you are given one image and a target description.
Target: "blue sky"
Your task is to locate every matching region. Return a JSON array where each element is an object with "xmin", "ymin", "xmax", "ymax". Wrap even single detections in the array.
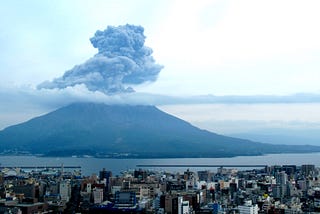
[{"xmin": 1, "ymin": 0, "xmax": 320, "ymax": 138}]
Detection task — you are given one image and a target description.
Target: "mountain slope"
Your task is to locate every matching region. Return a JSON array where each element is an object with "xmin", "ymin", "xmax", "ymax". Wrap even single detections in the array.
[{"xmin": 0, "ymin": 103, "xmax": 319, "ymax": 157}]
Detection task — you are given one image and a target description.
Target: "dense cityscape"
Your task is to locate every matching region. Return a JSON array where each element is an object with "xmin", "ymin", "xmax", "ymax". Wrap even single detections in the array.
[{"xmin": 0, "ymin": 163, "xmax": 319, "ymax": 213}]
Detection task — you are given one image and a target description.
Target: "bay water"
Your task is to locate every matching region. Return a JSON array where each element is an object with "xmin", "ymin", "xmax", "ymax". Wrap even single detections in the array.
[{"xmin": 0, "ymin": 153, "xmax": 319, "ymax": 176}]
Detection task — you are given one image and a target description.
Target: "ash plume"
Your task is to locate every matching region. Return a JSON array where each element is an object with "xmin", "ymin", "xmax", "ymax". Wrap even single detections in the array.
[{"xmin": 38, "ymin": 24, "xmax": 163, "ymax": 94}]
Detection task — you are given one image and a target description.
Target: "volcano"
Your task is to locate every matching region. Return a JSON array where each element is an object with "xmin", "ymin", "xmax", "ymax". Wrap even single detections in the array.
[{"xmin": 0, "ymin": 102, "xmax": 319, "ymax": 157}]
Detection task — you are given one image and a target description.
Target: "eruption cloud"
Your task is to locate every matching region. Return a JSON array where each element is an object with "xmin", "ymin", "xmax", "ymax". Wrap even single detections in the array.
[{"xmin": 38, "ymin": 24, "xmax": 163, "ymax": 94}]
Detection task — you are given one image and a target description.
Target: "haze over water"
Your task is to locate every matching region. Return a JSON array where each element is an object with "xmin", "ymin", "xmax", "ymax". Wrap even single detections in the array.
[{"xmin": 1, "ymin": 153, "xmax": 319, "ymax": 176}]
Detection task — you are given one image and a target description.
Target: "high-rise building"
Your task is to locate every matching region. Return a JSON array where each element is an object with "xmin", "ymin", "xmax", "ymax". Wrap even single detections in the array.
[
  {"xmin": 301, "ymin": 165, "xmax": 315, "ymax": 176},
  {"xmin": 178, "ymin": 196, "xmax": 189, "ymax": 214},
  {"xmin": 93, "ymin": 188, "xmax": 104, "ymax": 204},
  {"xmin": 165, "ymin": 194, "xmax": 178, "ymax": 214},
  {"xmin": 13, "ymin": 183, "xmax": 39, "ymax": 202},
  {"xmin": 230, "ymin": 182, "xmax": 237, "ymax": 199},
  {"xmin": 275, "ymin": 171, "xmax": 288, "ymax": 185},
  {"xmin": 59, "ymin": 180, "xmax": 71, "ymax": 202},
  {"xmin": 281, "ymin": 165, "xmax": 296, "ymax": 177},
  {"xmin": 238, "ymin": 201, "xmax": 258, "ymax": 214},
  {"xmin": 314, "ymin": 189, "xmax": 320, "ymax": 212},
  {"xmin": 114, "ymin": 191, "xmax": 137, "ymax": 208},
  {"xmin": 99, "ymin": 168, "xmax": 112, "ymax": 199}
]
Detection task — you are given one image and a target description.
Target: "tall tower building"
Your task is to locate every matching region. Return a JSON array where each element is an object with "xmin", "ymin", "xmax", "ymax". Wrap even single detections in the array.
[
  {"xmin": 275, "ymin": 171, "xmax": 287, "ymax": 185},
  {"xmin": 99, "ymin": 168, "xmax": 112, "ymax": 199}
]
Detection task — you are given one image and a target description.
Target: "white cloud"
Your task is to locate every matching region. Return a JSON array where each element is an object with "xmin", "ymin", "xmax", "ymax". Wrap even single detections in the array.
[
  {"xmin": 2, "ymin": 83, "xmax": 320, "ymax": 134},
  {"xmin": 159, "ymin": 103, "xmax": 320, "ymax": 123},
  {"xmin": 159, "ymin": 103, "xmax": 320, "ymax": 134}
]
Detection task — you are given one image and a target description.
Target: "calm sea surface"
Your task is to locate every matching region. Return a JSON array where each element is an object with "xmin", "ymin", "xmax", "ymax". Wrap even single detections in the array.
[{"xmin": 0, "ymin": 153, "xmax": 319, "ymax": 176}]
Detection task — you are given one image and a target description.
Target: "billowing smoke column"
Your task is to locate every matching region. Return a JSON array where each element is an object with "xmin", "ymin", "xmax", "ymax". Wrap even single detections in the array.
[{"xmin": 38, "ymin": 24, "xmax": 163, "ymax": 94}]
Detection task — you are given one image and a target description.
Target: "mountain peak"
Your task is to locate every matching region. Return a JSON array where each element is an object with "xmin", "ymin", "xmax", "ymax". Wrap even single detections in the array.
[{"xmin": 0, "ymin": 102, "xmax": 319, "ymax": 157}]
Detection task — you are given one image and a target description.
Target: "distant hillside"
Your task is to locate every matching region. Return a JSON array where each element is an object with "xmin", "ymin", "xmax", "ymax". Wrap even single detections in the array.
[
  {"xmin": 0, "ymin": 102, "xmax": 320, "ymax": 158},
  {"xmin": 231, "ymin": 129, "xmax": 320, "ymax": 146}
]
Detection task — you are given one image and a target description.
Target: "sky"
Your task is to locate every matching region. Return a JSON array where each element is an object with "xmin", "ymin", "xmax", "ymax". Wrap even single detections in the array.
[{"xmin": 1, "ymin": 0, "xmax": 320, "ymax": 140}]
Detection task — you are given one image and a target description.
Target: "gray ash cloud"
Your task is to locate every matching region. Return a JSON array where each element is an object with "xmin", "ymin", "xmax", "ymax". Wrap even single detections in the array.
[{"xmin": 38, "ymin": 24, "xmax": 163, "ymax": 94}]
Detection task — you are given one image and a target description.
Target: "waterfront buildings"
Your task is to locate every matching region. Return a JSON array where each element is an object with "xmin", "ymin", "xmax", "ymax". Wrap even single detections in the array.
[{"xmin": 0, "ymin": 164, "xmax": 319, "ymax": 213}]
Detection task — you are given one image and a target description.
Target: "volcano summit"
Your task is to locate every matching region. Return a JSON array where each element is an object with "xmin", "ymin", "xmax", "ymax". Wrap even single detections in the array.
[{"xmin": 0, "ymin": 102, "xmax": 320, "ymax": 158}]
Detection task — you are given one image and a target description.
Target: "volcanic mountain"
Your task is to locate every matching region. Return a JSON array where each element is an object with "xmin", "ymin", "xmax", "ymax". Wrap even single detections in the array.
[{"xmin": 0, "ymin": 102, "xmax": 319, "ymax": 157}]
